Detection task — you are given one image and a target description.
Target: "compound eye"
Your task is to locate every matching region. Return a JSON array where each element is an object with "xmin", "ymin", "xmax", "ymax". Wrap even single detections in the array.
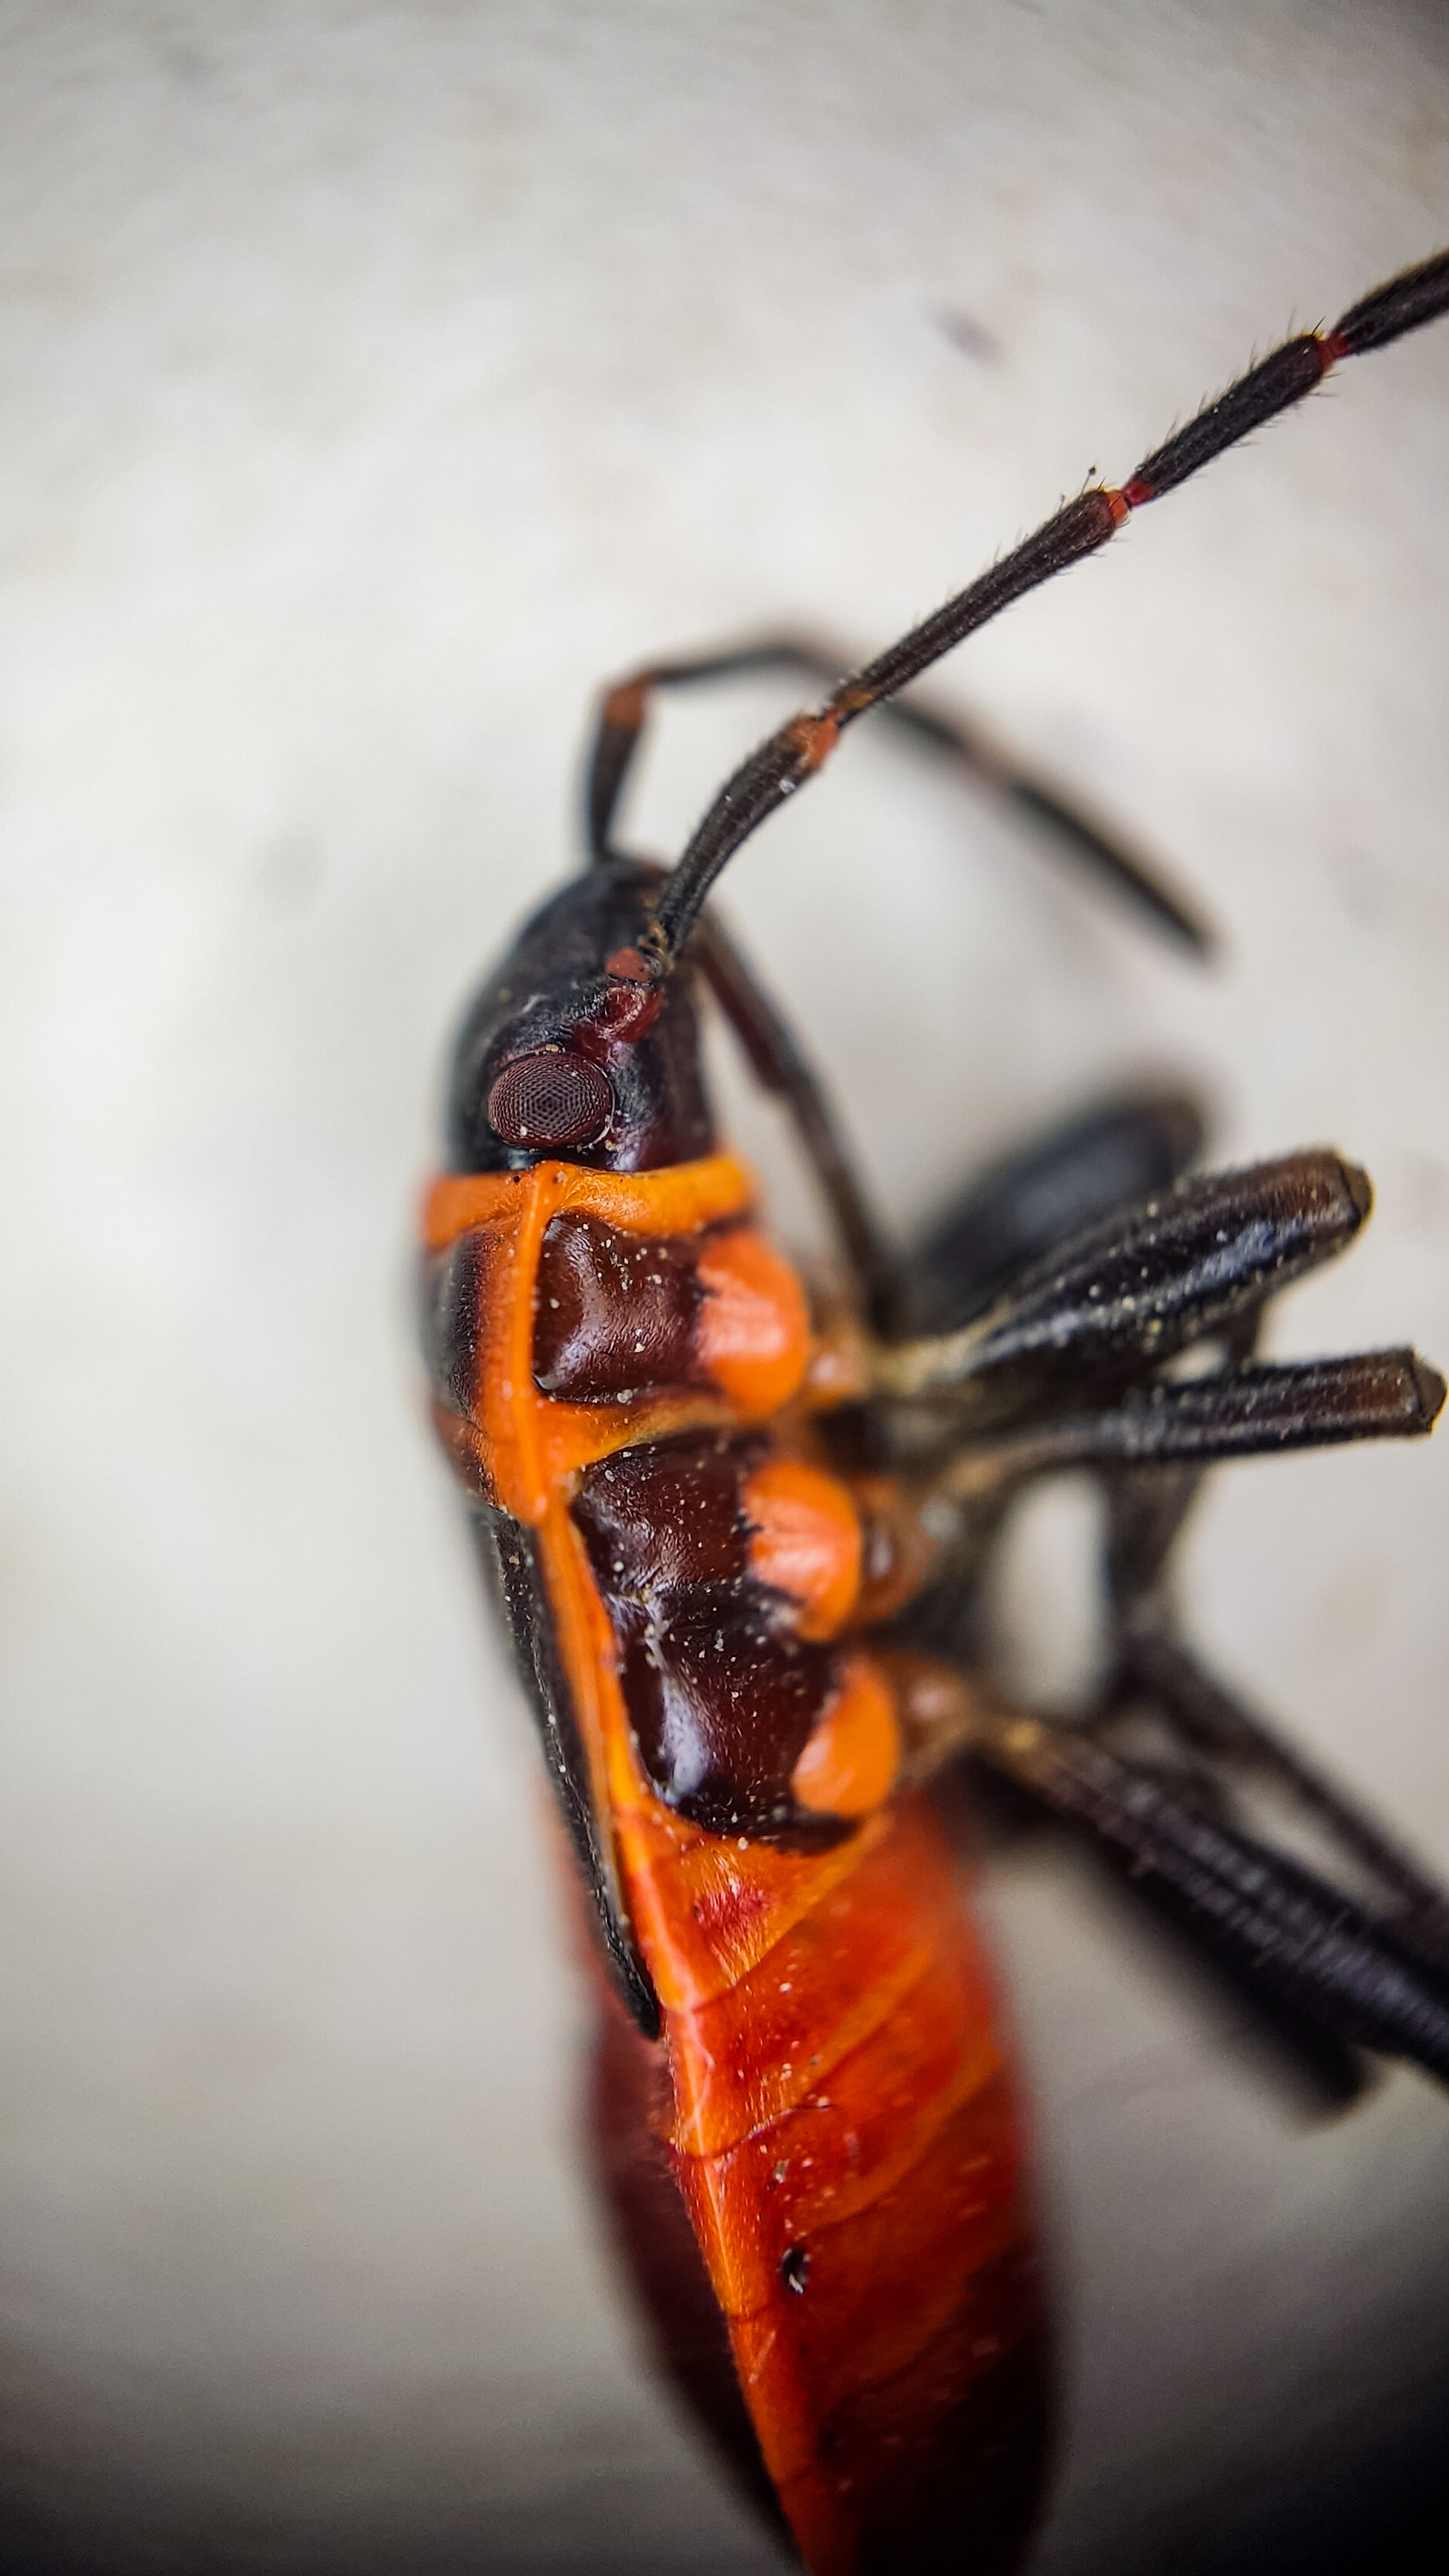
[{"xmin": 486, "ymin": 1049, "xmax": 615, "ymax": 1149}]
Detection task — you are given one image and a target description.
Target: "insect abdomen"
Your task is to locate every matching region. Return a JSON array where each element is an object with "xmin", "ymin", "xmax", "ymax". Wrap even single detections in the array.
[{"xmin": 620, "ymin": 1792, "xmax": 1047, "ymax": 2576}]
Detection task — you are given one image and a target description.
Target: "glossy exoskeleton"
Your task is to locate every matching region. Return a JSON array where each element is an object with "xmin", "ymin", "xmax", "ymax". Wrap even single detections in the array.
[{"xmin": 421, "ymin": 253, "xmax": 1449, "ymax": 2576}]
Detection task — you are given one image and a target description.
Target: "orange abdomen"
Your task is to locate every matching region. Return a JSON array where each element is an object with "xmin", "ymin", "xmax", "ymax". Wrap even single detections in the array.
[{"xmin": 613, "ymin": 1790, "xmax": 1048, "ymax": 2576}]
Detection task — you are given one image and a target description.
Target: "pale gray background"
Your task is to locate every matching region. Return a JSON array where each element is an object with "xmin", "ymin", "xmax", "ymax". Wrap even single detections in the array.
[{"xmin": 1, "ymin": 4, "xmax": 1447, "ymax": 2571}]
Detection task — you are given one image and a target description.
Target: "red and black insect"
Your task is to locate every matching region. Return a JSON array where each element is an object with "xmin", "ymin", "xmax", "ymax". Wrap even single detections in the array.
[{"xmin": 421, "ymin": 253, "xmax": 1449, "ymax": 2575}]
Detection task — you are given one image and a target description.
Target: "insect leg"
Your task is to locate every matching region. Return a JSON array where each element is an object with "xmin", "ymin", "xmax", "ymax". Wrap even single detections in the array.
[
  {"xmin": 693, "ymin": 906, "xmax": 900, "ymax": 1328},
  {"xmin": 885, "ymin": 1654, "xmax": 1449, "ymax": 2086},
  {"xmin": 875, "ymin": 1151, "xmax": 1376, "ymax": 1423},
  {"xmin": 904, "ymin": 1084, "xmax": 1206, "ymax": 1334},
  {"xmin": 1112, "ymin": 1630, "xmax": 1449, "ymax": 1981},
  {"xmin": 1094, "ymin": 1354, "xmax": 1449, "ymax": 1981},
  {"xmin": 890, "ymin": 1344, "xmax": 1441, "ymax": 1669},
  {"xmin": 968, "ymin": 1690, "xmax": 1449, "ymax": 2085},
  {"xmin": 587, "ymin": 639, "xmax": 842, "ymax": 861},
  {"xmin": 666, "ymin": 924, "xmax": 1202, "ymax": 1338},
  {"xmin": 875, "ymin": 1165, "xmax": 1414, "ymax": 1672},
  {"xmin": 888, "ymin": 1311, "xmax": 1446, "ymax": 2009},
  {"xmin": 587, "ymin": 633, "xmax": 1208, "ymax": 946},
  {"xmin": 930, "ymin": 1348, "xmax": 1446, "ymax": 1487},
  {"xmin": 691, "ymin": 923, "xmax": 1203, "ymax": 1345}
]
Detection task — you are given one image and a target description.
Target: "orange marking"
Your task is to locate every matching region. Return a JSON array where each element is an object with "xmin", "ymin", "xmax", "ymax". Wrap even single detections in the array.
[
  {"xmin": 603, "ymin": 675, "xmax": 649, "ymax": 730},
  {"xmin": 786, "ymin": 710, "xmax": 840, "ymax": 773},
  {"xmin": 743, "ymin": 1456, "xmax": 862, "ymax": 1639},
  {"xmin": 790, "ymin": 1654, "xmax": 901, "ymax": 1819},
  {"xmin": 421, "ymin": 1151, "xmax": 751, "ymax": 1257},
  {"xmin": 695, "ymin": 1226, "xmax": 811, "ymax": 1416},
  {"xmin": 531, "ymin": 1496, "xmax": 627, "ymax": 1885},
  {"xmin": 423, "ymin": 1155, "xmax": 777, "ymax": 1522},
  {"xmin": 1106, "ymin": 482, "xmax": 1135, "ymax": 522}
]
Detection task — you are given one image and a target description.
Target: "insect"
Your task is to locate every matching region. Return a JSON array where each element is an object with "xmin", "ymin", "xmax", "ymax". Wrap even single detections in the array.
[{"xmin": 421, "ymin": 253, "xmax": 1449, "ymax": 2574}]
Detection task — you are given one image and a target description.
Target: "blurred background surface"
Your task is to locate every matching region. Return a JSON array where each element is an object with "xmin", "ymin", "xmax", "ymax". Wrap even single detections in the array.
[{"xmin": 1, "ymin": 3, "xmax": 1447, "ymax": 2569}]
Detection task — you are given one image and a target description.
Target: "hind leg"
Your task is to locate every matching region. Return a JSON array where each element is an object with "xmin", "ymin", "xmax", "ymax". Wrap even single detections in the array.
[
  {"xmin": 903, "ymin": 1084, "xmax": 1207, "ymax": 1335},
  {"xmin": 878, "ymin": 1122, "xmax": 1449, "ymax": 2087}
]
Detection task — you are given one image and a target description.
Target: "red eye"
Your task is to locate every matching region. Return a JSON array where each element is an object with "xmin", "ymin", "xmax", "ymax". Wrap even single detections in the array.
[{"xmin": 486, "ymin": 1050, "xmax": 615, "ymax": 1149}]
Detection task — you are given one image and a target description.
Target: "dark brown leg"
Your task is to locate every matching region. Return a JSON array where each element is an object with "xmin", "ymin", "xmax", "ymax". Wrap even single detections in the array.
[
  {"xmin": 1110, "ymin": 1632, "xmax": 1449, "ymax": 1979},
  {"xmin": 891, "ymin": 1342, "xmax": 1441, "ymax": 1674},
  {"xmin": 587, "ymin": 633, "xmax": 1209, "ymax": 948},
  {"xmin": 1094, "ymin": 1348, "xmax": 1449, "ymax": 1983},
  {"xmin": 904, "ymin": 1085, "xmax": 1206, "ymax": 1335},
  {"xmin": 700, "ymin": 921, "xmax": 1213, "ymax": 1338},
  {"xmin": 890, "ymin": 1652, "xmax": 1449, "ymax": 2089},
  {"xmin": 692, "ymin": 909, "xmax": 899, "ymax": 1328},
  {"xmin": 961, "ymin": 1688, "xmax": 1449, "ymax": 2086},
  {"xmin": 929, "ymin": 1348, "xmax": 1446, "ymax": 1484},
  {"xmin": 885, "ymin": 1182, "xmax": 1448, "ymax": 2082},
  {"xmin": 877, "ymin": 1152, "xmax": 1379, "ymax": 1424}
]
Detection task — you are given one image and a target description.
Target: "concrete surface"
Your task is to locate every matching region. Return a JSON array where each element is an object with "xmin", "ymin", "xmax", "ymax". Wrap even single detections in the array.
[{"xmin": 1, "ymin": 4, "xmax": 1446, "ymax": 2570}]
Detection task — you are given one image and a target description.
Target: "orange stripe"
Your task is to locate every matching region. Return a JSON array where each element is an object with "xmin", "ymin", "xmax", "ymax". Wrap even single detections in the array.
[
  {"xmin": 424, "ymin": 1152, "xmax": 819, "ymax": 1521},
  {"xmin": 420, "ymin": 1150, "xmax": 754, "ymax": 1254}
]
